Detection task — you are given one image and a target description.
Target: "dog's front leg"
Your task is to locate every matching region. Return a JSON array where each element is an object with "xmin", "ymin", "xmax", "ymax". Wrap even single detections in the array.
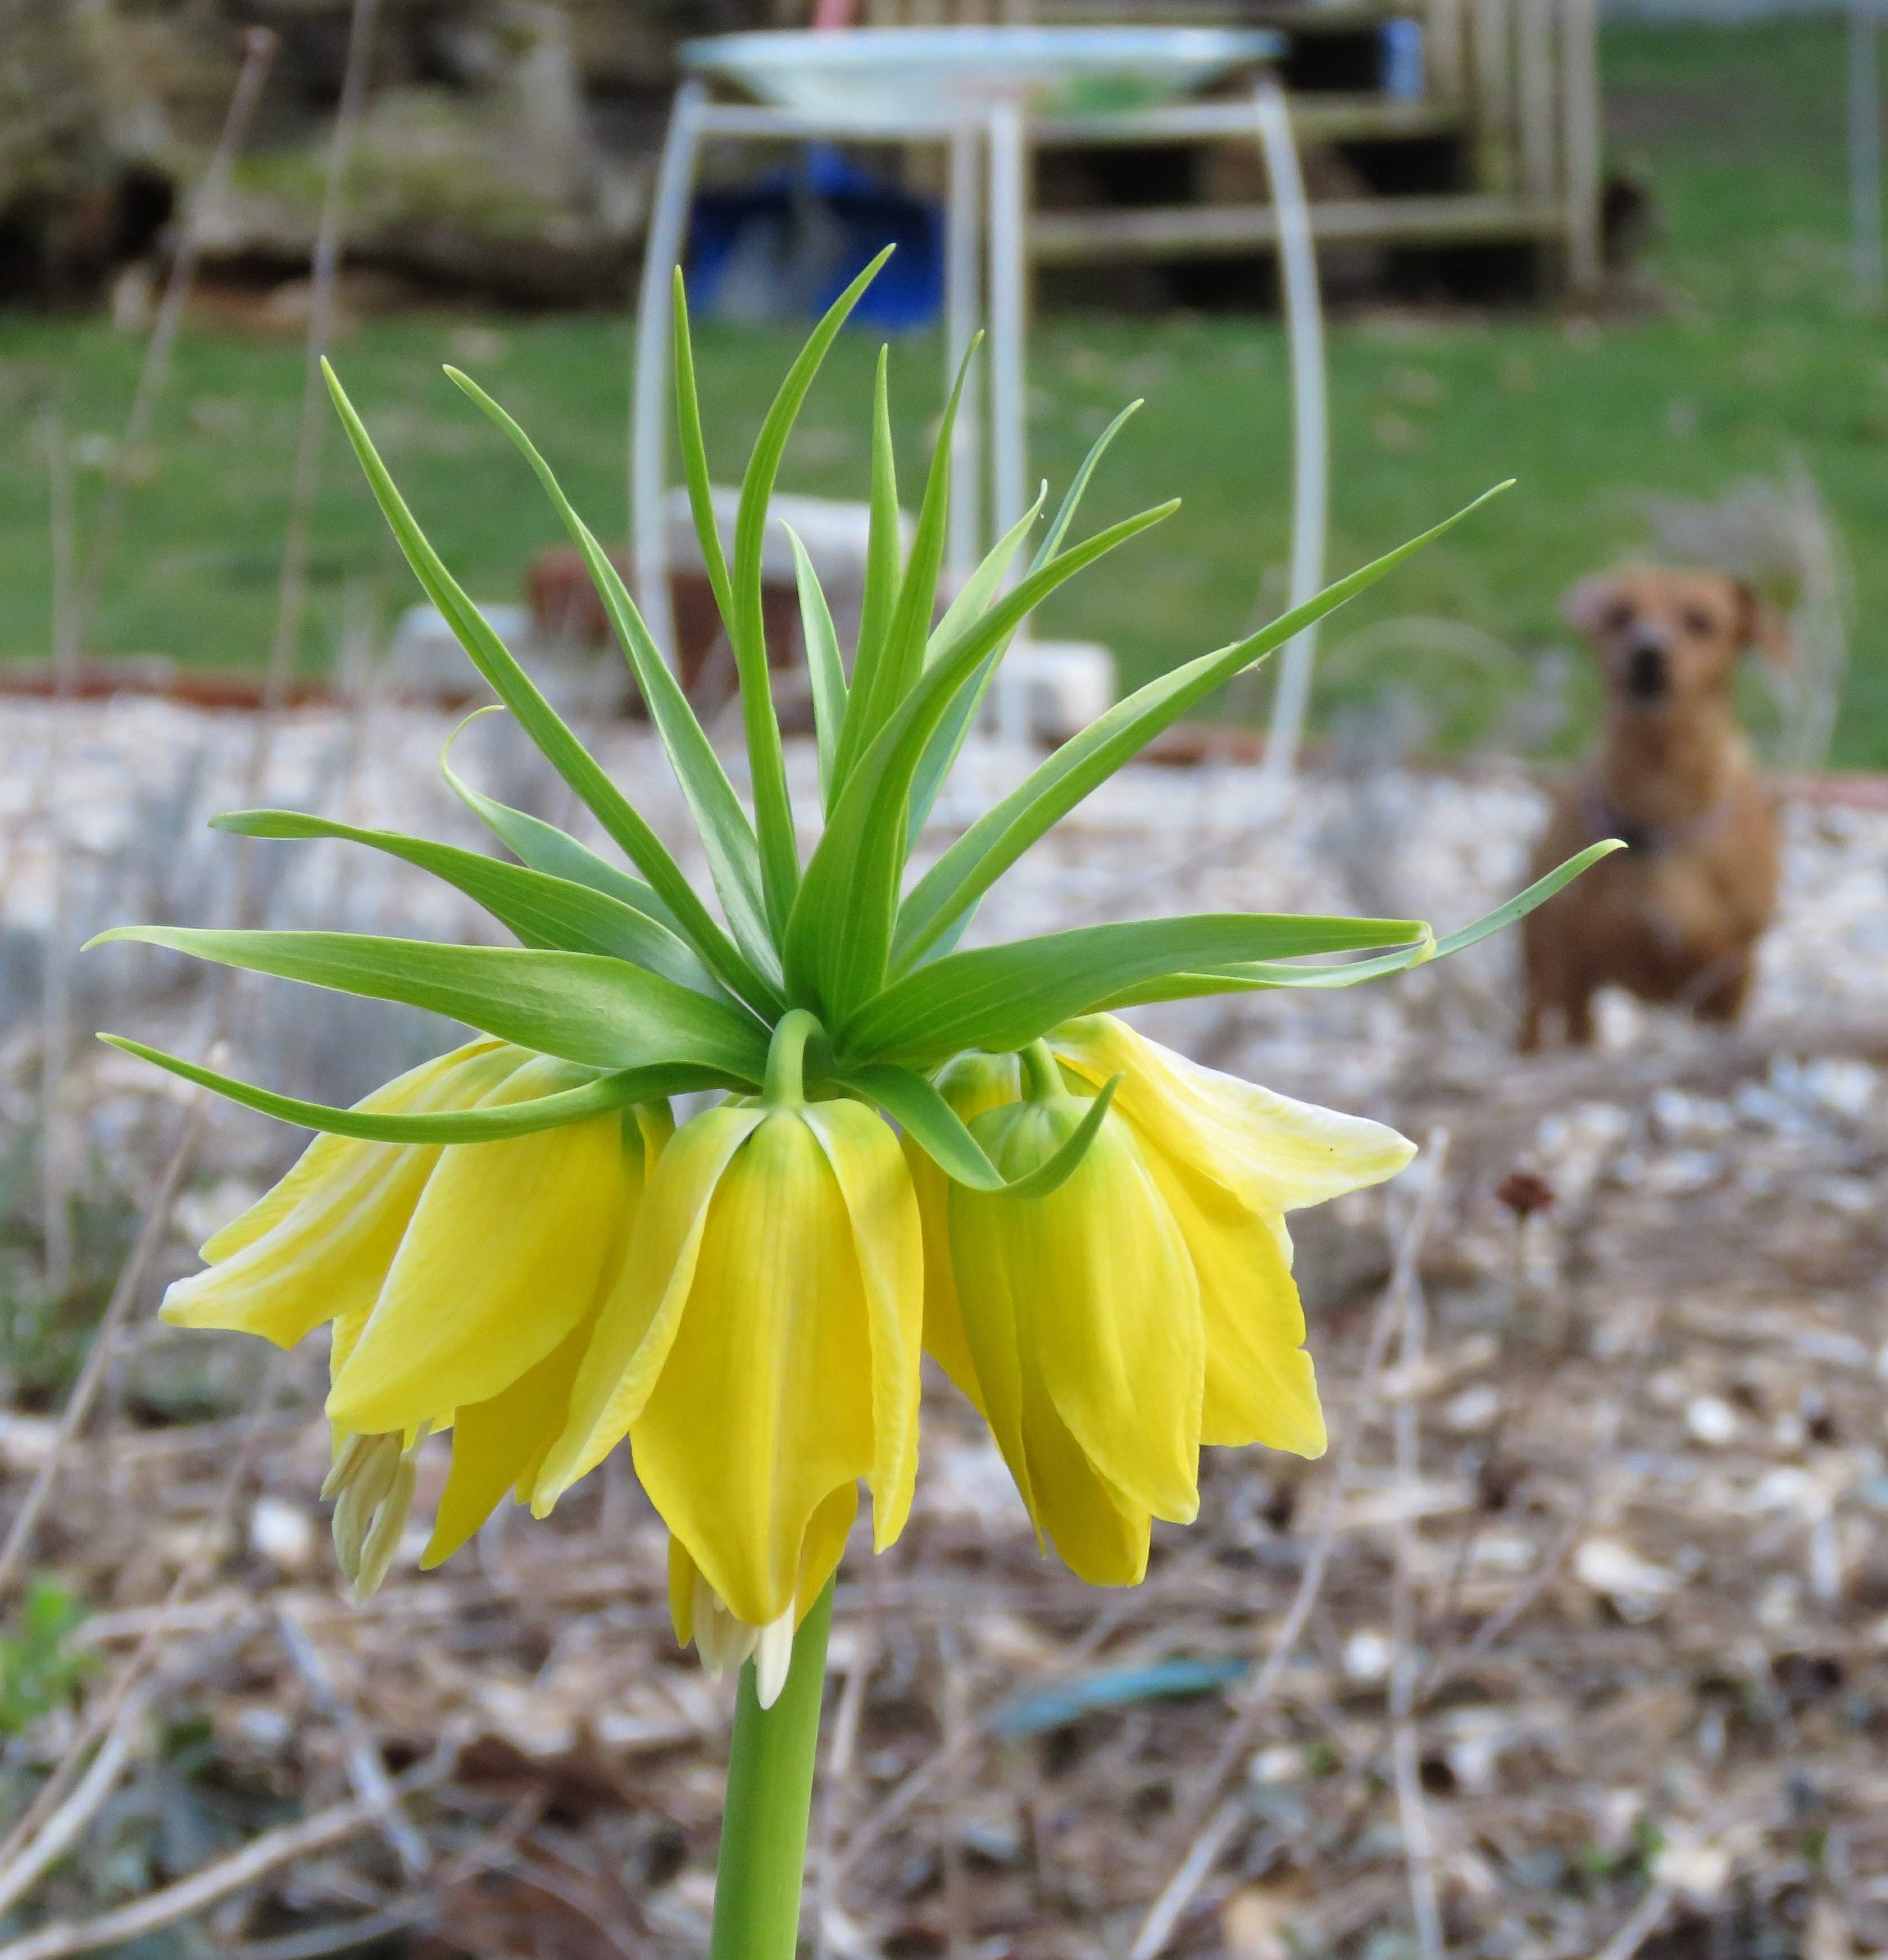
[{"xmin": 1688, "ymin": 951, "xmax": 1754, "ymax": 1025}]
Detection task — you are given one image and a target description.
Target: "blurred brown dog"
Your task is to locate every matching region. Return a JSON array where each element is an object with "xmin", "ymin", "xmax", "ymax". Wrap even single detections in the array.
[{"xmin": 1519, "ymin": 567, "xmax": 1791, "ymax": 1050}]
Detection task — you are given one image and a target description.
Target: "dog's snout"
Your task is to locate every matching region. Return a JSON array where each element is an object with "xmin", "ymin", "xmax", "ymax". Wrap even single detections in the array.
[{"xmin": 1626, "ymin": 641, "xmax": 1668, "ymax": 700}]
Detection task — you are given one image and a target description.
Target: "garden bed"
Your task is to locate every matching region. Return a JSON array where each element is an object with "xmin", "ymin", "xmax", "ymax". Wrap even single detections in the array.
[{"xmin": 1, "ymin": 698, "xmax": 1885, "ymax": 1957}]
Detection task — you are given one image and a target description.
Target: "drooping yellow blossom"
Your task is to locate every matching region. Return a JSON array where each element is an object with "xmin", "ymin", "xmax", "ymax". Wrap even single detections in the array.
[
  {"xmin": 944, "ymin": 1046, "xmax": 1203, "ymax": 1585},
  {"xmin": 1050, "ymin": 1015, "xmax": 1414, "ymax": 1457},
  {"xmin": 161, "ymin": 1038, "xmax": 670, "ymax": 1593},
  {"xmin": 928, "ymin": 1025, "xmax": 1414, "ymax": 1585},
  {"xmin": 535, "ymin": 1017, "xmax": 922, "ymax": 1703}
]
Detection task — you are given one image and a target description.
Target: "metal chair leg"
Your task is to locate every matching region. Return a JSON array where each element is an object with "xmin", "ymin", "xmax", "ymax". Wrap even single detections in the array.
[
  {"xmin": 986, "ymin": 100, "xmax": 1029, "ymax": 559},
  {"xmin": 630, "ymin": 78, "xmax": 708, "ymax": 669},
  {"xmin": 1254, "ymin": 78, "xmax": 1330, "ymax": 789},
  {"xmin": 945, "ymin": 117, "xmax": 985, "ymax": 585}
]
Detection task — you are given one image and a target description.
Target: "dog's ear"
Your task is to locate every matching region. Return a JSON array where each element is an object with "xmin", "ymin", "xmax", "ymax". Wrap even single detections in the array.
[
  {"xmin": 1560, "ymin": 574, "xmax": 1619, "ymax": 635},
  {"xmin": 1735, "ymin": 580, "xmax": 1793, "ymax": 668}
]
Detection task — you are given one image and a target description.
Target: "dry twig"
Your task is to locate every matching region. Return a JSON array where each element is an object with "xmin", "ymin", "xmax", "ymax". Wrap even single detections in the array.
[
  {"xmin": 276, "ymin": 1603, "xmax": 429, "ymax": 1878},
  {"xmin": 70, "ymin": 28, "xmax": 279, "ymax": 644},
  {"xmin": 0, "ymin": 1089, "xmax": 211, "ymax": 1603},
  {"xmin": 0, "ymin": 1685, "xmax": 153, "ymax": 1920},
  {"xmin": 0, "ymin": 1748, "xmax": 457, "ymax": 1960},
  {"xmin": 1593, "ymin": 1884, "xmax": 1674, "ymax": 1960},
  {"xmin": 0, "ymin": 1353, "xmax": 287, "ymax": 1873},
  {"xmin": 1388, "ymin": 1132, "xmax": 1451, "ymax": 1960}
]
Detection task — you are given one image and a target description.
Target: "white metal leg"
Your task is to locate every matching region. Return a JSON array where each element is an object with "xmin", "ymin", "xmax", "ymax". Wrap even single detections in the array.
[
  {"xmin": 945, "ymin": 118, "xmax": 985, "ymax": 582},
  {"xmin": 986, "ymin": 100, "xmax": 1029, "ymax": 558},
  {"xmin": 631, "ymin": 78, "xmax": 708, "ymax": 667},
  {"xmin": 1562, "ymin": 0, "xmax": 1602, "ymax": 295},
  {"xmin": 1255, "ymin": 80, "xmax": 1330, "ymax": 791}
]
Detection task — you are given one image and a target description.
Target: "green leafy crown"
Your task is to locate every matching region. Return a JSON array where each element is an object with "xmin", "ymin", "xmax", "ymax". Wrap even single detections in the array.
[{"xmin": 93, "ymin": 251, "xmax": 1614, "ymax": 1194}]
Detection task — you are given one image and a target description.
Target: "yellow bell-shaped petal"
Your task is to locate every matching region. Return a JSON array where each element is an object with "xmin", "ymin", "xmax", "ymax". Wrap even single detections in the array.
[
  {"xmin": 948, "ymin": 1068, "xmax": 1203, "ymax": 1587},
  {"xmin": 421, "ymin": 1318, "xmax": 585, "ymax": 1568},
  {"xmin": 160, "ymin": 1040, "xmax": 524, "ymax": 1349},
  {"xmin": 1051, "ymin": 1014, "xmax": 1414, "ymax": 1234},
  {"xmin": 307, "ymin": 1096, "xmax": 670, "ymax": 1594},
  {"xmin": 538, "ymin": 1088, "xmax": 921, "ymax": 1635},
  {"xmin": 534, "ymin": 1101, "xmax": 765, "ymax": 1500},
  {"xmin": 666, "ymin": 1483, "xmax": 857, "ymax": 1706},
  {"xmin": 329, "ymin": 1064, "xmax": 659, "ymax": 1436},
  {"xmin": 901, "ymin": 1050, "xmax": 1020, "ymax": 1418},
  {"xmin": 1051, "ymin": 1015, "xmax": 1413, "ymax": 1457}
]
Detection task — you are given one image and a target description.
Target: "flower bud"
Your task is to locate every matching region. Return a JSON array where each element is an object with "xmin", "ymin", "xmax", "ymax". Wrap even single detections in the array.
[{"xmin": 324, "ymin": 1430, "xmax": 417, "ymax": 1599}]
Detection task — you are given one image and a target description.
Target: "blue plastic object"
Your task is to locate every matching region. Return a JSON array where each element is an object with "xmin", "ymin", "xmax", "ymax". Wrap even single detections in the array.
[
  {"xmin": 686, "ymin": 145, "xmax": 943, "ymax": 331},
  {"xmin": 987, "ymin": 1657, "xmax": 1247, "ymax": 1738},
  {"xmin": 1379, "ymin": 18, "xmax": 1426, "ymax": 102}
]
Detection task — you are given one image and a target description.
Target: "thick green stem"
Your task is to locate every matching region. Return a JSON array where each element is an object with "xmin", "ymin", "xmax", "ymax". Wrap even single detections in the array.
[
  {"xmin": 1020, "ymin": 1039, "xmax": 1066, "ymax": 1103},
  {"xmin": 708, "ymin": 1578, "xmax": 834, "ymax": 1960},
  {"xmin": 763, "ymin": 1008, "xmax": 823, "ymax": 1108}
]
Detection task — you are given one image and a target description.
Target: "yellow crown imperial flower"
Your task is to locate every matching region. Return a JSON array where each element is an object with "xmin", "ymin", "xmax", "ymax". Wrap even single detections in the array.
[
  {"xmin": 923, "ymin": 1025, "xmax": 1411, "ymax": 1583},
  {"xmin": 160, "ymin": 1038, "xmax": 671, "ymax": 1594},
  {"xmin": 534, "ymin": 1013, "xmax": 920, "ymax": 1707},
  {"xmin": 90, "ymin": 253, "xmax": 1611, "ymax": 1752}
]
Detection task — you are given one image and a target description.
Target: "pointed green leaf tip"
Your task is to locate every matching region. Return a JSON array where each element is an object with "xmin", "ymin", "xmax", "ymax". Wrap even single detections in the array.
[{"xmin": 90, "ymin": 322, "xmax": 1596, "ymax": 1189}]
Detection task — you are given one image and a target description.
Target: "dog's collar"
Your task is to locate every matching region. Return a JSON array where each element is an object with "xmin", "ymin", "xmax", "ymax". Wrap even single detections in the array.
[{"xmin": 1580, "ymin": 780, "xmax": 1735, "ymax": 857}]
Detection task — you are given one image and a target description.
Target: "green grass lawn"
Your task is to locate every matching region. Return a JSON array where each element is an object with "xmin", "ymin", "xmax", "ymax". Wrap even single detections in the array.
[{"xmin": 5, "ymin": 18, "xmax": 1887, "ymax": 762}]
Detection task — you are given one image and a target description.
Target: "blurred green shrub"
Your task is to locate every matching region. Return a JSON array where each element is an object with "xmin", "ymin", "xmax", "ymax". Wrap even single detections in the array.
[{"xmin": 0, "ymin": 1575, "xmax": 96, "ymax": 1736}]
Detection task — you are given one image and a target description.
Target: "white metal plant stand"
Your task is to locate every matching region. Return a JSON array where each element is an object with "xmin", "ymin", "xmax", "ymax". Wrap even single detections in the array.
[{"xmin": 629, "ymin": 26, "xmax": 1332, "ymax": 779}]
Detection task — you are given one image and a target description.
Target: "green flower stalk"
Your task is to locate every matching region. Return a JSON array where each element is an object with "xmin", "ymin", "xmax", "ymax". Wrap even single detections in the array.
[{"xmin": 91, "ymin": 251, "xmax": 1615, "ymax": 1956}]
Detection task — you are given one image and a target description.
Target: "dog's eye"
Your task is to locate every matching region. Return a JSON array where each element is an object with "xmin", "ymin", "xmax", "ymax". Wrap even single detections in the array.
[
  {"xmin": 1601, "ymin": 601, "xmax": 1635, "ymax": 634},
  {"xmin": 1680, "ymin": 608, "xmax": 1714, "ymax": 637}
]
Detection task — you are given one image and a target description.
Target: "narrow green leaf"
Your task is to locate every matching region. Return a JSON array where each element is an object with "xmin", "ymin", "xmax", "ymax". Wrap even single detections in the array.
[
  {"xmin": 90, "ymin": 926, "xmax": 772, "ymax": 1081},
  {"xmin": 672, "ymin": 270, "xmax": 736, "ymax": 628},
  {"xmin": 836, "ymin": 1060, "xmax": 1118, "ymax": 1200},
  {"xmin": 893, "ymin": 483, "xmax": 1514, "ymax": 971},
  {"xmin": 838, "ymin": 1061, "xmax": 1000, "ymax": 1186},
  {"xmin": 907, "ymin": 401, "xmax": 1139, "ymax": 832},
  {"xmin": 1091, "ymin": 841, "xmax": 1623, "ymax": 1007},
  {"xmin": 733, "ymin": 248, "xmax": 895, "ymax": 931},
  {"xmin": 853, "ymin": 336, "xmax": 978, "ymax": 749},
  {"xmin": 839, "ymin": 912, "xmax": 1425, "ymax": 1067},
  {"xmin": 1425, "ymin": 837, "xmax": 1622, "ymax": 958},
  {"xmin": 439, "ymin": 712, "xmax": 683, "ymax": 934},
  {"xmin": 212, "ymin": 809, "xmax": 725, "ymax": 997},
  {"xmin": 835, "ymin": 347, "xmax": 903, "ymax": 800},
  {"xmin": 785, "ymin": 526, "xmax": 847, "ymax": 816},
  {"xmin": 784, "ymin": 499, "xmax": 1180, "ymax": 1023},
  {"xmin": 1031, "ymin": 400, "xmax": 1144, "ymax": 574},
  {"xmin": 1004, "ymin": 1073, "xmax": 1119, "ymax": 1201},
  {"xmin": 321, "ymin": 360, "xmax": 779, "ymax": 1015},
  {"xmin": 924, "ymin": 489, "xmax": 1043, "ymax": 670},
  {"xmin": 442, "ymin": 367, "xmax": 776, "ymax": 981},
  {"xmin": 905, "ymin": 491, "xmax": 1048, "ymax": 831},
  {"xmin": 1091, "ymin": 946, "xmax": 1435, "ymax": 1009},
  {"xmin": 99, "ymin": 1037, "xmax": 727, "ymax": 1144}
]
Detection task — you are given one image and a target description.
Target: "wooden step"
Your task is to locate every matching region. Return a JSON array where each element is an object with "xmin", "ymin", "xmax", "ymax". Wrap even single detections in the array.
[
  {"xmin": 1031, "ymin": 0, "xmax": 1400, "ymax": 26},
  {"xmin": 1033, "ymin": 92, "xmax": 1465, "ymax": 146},
  {"xmin": 1028, "ymin": 192, "xmax": 1567, "ymax": 260}
]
